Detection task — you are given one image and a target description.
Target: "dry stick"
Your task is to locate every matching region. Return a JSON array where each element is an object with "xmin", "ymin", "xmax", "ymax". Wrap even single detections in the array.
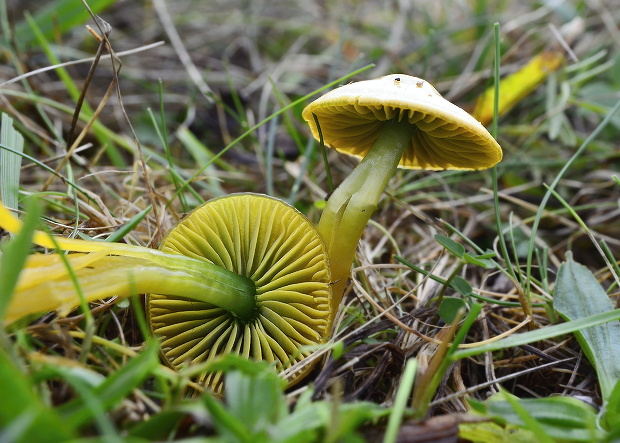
[
  {"xmin": 44, "ymin": 69, "xmax": 117, "ymax": 193},
  {"xmin": 81, "ymin": 4, "xmax": 163, "ymax": 244},
  {"xmin": 40, "ymin": 24, "xmax": 109, "ymax": 192}
]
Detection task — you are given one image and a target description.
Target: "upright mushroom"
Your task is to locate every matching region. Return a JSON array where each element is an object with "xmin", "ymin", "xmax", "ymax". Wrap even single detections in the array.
[{"xmin": 302, "ymin": 74, "xmax": 502, "ymax": 309}]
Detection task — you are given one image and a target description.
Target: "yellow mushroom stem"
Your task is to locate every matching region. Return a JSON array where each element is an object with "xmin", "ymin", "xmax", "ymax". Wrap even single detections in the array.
[
  {"xmin": 0, "ymin": 203, "xmax": 257, "ymax": 325},
  {"xmin": 317, "ymin": 117, "xmax": 417, "ymax": 309}
]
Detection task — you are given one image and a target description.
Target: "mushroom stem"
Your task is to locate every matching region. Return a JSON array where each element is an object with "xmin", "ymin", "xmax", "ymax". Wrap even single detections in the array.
[
  {"xmin": 0, "ymin": 197, "xmax": 259, "ymax": 325},
  {"xmin": 317, "ymin": 117, "xmax": 417, "ymax": 310},
  {"xmin": 132, "ymin": 254, "xmax": 258, "ymax": 321},
  {"xmin": 5, "ymin": 252, "xmax": 258, "ymax": 325}
]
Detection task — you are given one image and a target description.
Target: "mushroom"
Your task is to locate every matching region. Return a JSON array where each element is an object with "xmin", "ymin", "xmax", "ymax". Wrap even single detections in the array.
[
  {"xmin": 1, "ymin": 194, "xmax": 332, "ymax": 392},
  {"xmin": 147, "ymin": 193, "xmax": 332, "ymax": 391},
  {"xmin": 302, "ymin": 74, "xmax": 502, "ymax": 308}
]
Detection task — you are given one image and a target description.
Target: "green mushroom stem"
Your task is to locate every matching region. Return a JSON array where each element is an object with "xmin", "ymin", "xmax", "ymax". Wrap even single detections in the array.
[
  {"xmin": 317, "ymin": 117, "xmax": 417, "ymax": 309},
  {"xmin": 304, "ymin": 74, "xmax": 502, "ymax": 315},
  {"xmin": 0, "ymin": 197, "xmax": 258, "ymax": 325},
  {"xmin": 108, "ymin": 254, "xmax": 258, "ymax": 323},
  {"xmin": 3, "ymin": 238, "xmax": 258, "ymax": 325}
]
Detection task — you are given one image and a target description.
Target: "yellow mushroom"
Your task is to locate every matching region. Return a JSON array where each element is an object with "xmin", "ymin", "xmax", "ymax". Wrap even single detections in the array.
[
  {"xmin": 302, "ymin": 74, "xmax": 502, "ymax": 309},
  {"xmin": 1, "ymin": 194, "xmax": 332, "ymax": 392},
  {"xmin": 147, "ymin": 194, "xmax": 332, "ymax": 392}
]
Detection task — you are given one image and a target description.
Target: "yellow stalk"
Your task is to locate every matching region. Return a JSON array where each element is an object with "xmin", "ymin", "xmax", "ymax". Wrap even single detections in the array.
[{"xmin": 1, "ymin": 203, "xmax": 257, "ymax": 325}]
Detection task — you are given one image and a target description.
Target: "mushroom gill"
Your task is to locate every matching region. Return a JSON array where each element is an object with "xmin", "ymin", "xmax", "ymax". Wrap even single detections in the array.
[{"xmin": 146, "ymin": 193, "xmax": 332, "ymax": 392}]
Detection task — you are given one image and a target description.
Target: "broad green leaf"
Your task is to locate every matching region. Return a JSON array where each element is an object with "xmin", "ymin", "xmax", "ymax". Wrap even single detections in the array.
[
  {"xmin": 500, "ymin": 389, "xmax": 553, "ymax": 443},
  {"xmin": 477, "ymin": 250, "xmax": 498, "ymax": 260},
  {"xmin": 435, "ymin": 234, "xmax": 464, "ymax": 258},
  {"xmin": 439, "ymin": 297, "xmax": 467, "ymax": 324},
  {"xmin": 604, "ymin": 379, "xmax": 620, "ymax": 430},
  {"xmin": 469, "ymin": 392, "xmax": 603, "ymax": 442},
  {"xmin": 204, "ymin": 392, "xmax": 254, "ymax": 443},
  {"xmin": 0, "ymin": 113, "xmax": 24, "ymax": 211},
  {"xmin": 553, "ymin": 253, "xmax": 620, "ymax": 401},
  {"xmin": 463, "ymin": 252, "xmax": 496, "ymax": 269},
  {"xmin": 0, "ymin": 348, "xmax": 75, "ymax": 442},
  {"xmin": 451, "ymin": 276, "xmax": 472, "ymax": 296},
  {"xmin": 200, "ymin": 354, "xmax": 386, "ymax": 443},
  {"xmin": 225, "ymin": 369, "xmax": 288, "ymax": 437},
  {"xmin": 276, "ymin": 398, "xmax": 386, "ymax": 443},
  {"xmin": 459, "ymin": 421, "xmax": 536, "ymax": 443},
  {"xmin": 202, "ymin": 357, "xmax": 284, "ymax": 442}
]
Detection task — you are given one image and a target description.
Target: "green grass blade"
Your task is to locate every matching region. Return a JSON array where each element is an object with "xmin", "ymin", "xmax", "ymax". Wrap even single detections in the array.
[
  {"xmin": 8, "ymin": 0, "xmax": 117, "ymax": 48},
  {"xmin": 0, "ymin": 89, "xmax": 154, "ymax": 166},
  {"xmin": 490, "ymin": 22, "xmax": 517, "ymax": 284},
  {"xmin": 383, "ymin": 358, "xmax": 417, "ymax": 443},
  {"xmin": 24, "ymin": 13, "xmax": 91, "ymax": 111},
  {"xmin": 0, "ymin": 142, "xmax": 88, "ymax": 196},
  {"xmin": 0, "ymin": 113, "xmax": 24, "ymax": 211},
  {"xmin": 0, "ymin": 197, "xmax": 40, "ymax": 321},
  {"xmin": 265, "ymin": 114, "xmax": 278, "ymax": 196},
  {"xmin": 0, "ymin": 202, "xmax": 61, "ymax": 443},
  {"xmin": 286, "ymin": 137, "xmax": 315, "ymax": 205},
  {"xmin": 453, "ymin": 308, "xmax": 620, "ymax": 360},
  {"xmin": 59, "ymin": 340, "xmax": 160, "ymax": 428},
  {"xmin": 175, "ymin": 125, "xmax": 227, "ymax": 196},
  {"xmin": 524, "ymin": 98, "xmax": 620, "ymax": 295},
  {"xmin": 0, "ymin": 348, "xmax": 76, "ymax": 442},
  {"xmin": 553, "ymin": 252, "xmax": 620, "ymax": 401},
  {"xmin": 104, "ymin": 205, "xmax": 152, "ymax": 243},
  {"xmin": 147, "ymin": 83, "xmax": 189, "ymax": 211},
  {"xmin": 0, "ymin": 2, "xmax": 62, "ymax": 144},
  {"xmin": 393, "ymin": 255, "xmax": 545, "ymax": 308},
  {"xmin": 314, "ymin": 113, "xmax": 334, "ymax": 194},
  {"xmin": 40, "ymin": 364, "xmax": 120, "ymax": 439}
]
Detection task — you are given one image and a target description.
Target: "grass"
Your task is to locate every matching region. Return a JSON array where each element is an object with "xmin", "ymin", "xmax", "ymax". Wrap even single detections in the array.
[{"xmin": 2, "ymin": 0, "xmax": 620, "ymax": 441}]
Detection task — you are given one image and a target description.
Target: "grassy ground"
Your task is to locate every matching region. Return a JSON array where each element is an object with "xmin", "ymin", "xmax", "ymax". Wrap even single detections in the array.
[{"xmin": 2, "ymin": 0, "xmax": 620, "ymax": 441}]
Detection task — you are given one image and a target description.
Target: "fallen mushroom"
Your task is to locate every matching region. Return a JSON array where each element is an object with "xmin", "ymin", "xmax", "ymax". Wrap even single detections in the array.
[
  {"xmin": 0, "ymin": 193, "xmax": 332, "ymax": 392},
  {"xmin": 302, "ymin": 74, "xmax": 502, "ymax": 309},
  {"xmin": 147, "ymin": 193, "xmax": 332, "ymax": 391}
]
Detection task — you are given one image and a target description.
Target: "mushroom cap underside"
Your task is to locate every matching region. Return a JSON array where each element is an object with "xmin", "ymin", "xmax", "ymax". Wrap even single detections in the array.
[
  {"xmin": 146, "ymin": 193, "xmax": 332, "ymax": 392},
  {"xmin": 302, "ymin": 74, "xmax": 502, "ymax": 170}
]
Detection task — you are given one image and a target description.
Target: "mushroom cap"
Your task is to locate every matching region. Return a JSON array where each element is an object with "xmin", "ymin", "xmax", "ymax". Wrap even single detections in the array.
[
  {"xmin": 146, "ymin": 193, "xmax": 332, "ymax": 393},
  {"xmin": 302, "ymin": 74, "xmax": 502, "ymax": 170}
]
